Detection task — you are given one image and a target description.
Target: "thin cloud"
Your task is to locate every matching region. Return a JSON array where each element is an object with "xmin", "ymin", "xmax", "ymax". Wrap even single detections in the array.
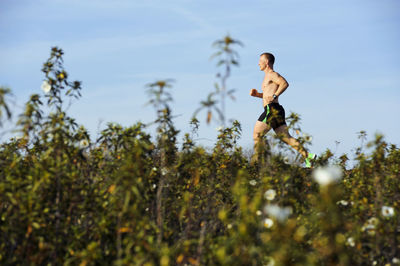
[{"xmin": 170, "ymin": 6, "xmax": 216, "ymax": 32}]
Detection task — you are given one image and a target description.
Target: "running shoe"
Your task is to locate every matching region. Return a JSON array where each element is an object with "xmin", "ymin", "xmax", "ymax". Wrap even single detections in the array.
[{"xmin": 305, "ymin": 153, "xmax": 317, "ymax": 168}]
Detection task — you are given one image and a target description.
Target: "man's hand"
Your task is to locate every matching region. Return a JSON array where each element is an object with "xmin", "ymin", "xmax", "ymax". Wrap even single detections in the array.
[{"xmin": 250, "ymin": 88, "xmax": 258, "ymax": 97}]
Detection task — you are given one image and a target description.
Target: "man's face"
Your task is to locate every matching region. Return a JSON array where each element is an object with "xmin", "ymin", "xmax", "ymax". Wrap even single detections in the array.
[{"xmin": 258, "ymin": 56, "xmax": 268, "ymax": 71}]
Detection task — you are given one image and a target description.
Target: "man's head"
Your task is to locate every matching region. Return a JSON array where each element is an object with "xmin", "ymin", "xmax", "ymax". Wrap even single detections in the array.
[{"xmin": 259, "ymin": 53, "xmax": 275, "ymax": 71}]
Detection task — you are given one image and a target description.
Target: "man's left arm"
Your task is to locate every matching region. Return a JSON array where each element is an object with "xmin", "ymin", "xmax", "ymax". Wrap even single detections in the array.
[{"xmin": 272, "ymin": 72, "xmax": 289, "ymax": 97}]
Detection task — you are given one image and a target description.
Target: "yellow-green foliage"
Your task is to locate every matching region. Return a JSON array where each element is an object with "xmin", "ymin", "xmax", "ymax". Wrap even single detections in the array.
[{"xmin": 0, "ymin": 47, "xmax": 399, "ymax": 266}]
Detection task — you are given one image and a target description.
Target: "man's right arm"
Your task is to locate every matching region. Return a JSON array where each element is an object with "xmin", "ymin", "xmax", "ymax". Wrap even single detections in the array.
[{"xmin": 250, "ymin": 88, "xmax": 263, "ymax": 98}]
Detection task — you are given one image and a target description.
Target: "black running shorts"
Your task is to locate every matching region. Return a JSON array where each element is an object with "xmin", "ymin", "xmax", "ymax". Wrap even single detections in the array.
[{"xmin": 257, "ymin": 103, "xmax": 287, "ymax": 129}]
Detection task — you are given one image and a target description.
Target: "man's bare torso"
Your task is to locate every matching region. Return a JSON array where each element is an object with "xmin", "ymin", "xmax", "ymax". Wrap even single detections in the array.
[{"xmin": 262, "ymin": 70, "xmax": 280, "ymax": 107}]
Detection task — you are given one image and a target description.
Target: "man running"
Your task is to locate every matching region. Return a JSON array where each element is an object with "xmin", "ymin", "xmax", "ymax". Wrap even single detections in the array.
[{"xmin": 250, "ymin": 52, "xmax": 316, "ymax": 167}]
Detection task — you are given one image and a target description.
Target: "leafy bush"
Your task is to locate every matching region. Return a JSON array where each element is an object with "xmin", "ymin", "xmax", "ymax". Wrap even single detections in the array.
[{"xmin": 0, "ymin": 47, "xmax": 399, "ymax": 266}]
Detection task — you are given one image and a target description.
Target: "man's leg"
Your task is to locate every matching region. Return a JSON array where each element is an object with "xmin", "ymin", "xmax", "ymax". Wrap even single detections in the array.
[
  {"xmin": 252, "ymin": 121, "xmax": 271, "ymax": 161},
  {"xmin": 253, "ymin": 121, "xmax": 270, "ymax": 146},
  {"xmin": 274, "ymin": 124, "xmax": 308, "ymax": 158}
]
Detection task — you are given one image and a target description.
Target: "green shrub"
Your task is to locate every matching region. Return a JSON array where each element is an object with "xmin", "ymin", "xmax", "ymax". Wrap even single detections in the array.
[{"xmin": 0, "ymin": 47, "xmax": 399, "ymax": 266}]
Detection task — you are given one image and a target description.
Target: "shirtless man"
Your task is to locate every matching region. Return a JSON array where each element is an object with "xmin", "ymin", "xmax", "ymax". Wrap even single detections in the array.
[{"xmin": 250, "ymin": 52, "xmax": 316, "ymax": 167}]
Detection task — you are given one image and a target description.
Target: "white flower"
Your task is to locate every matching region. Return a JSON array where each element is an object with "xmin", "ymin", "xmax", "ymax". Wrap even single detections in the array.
[
  {"xmin": 347, "ymin": 237, "xmax": 355, "ymax": 247},
  {"xmin": 303, "ymin": 134, "xmax": 312, "ymax": 142},
  {"xmin": 382, "ymin": 206, "xmax": 395, "ymax": 217},
  {"xmin": 336, "ymin": 200, "xmax": 349, "ymax": 206},
  {"xmin": 393, "ymin": 258, "xmax": 400, "ymax": 264},
  {"xmin": 161, "ymin": 168, "xmax": 168, "ymax": 176},
  {"xmin": 263, "ymin": 218, "xmax": 274, "ymax": 228},
  {"xmin": 145, "ymin": 207, "xmax": 149, "ymax": 212},
  {"xmin": 216, "ymin": 126, "xmax": 223, "ymax": 131},
  {"xmin": 264, "ymin": 204, "xmax": 292, "ymax": 222},
  {"xmin": 152, "ymin": 167, "xmax": 157, "ymax": 172},
  {"xmin": 367, "ymin": 217, "xmax": 379, "ymax": 226},
  {"xmin": 265, "ymin": 257, "xmax": 275, "ymax": 266},
  {"xmin": 152, "ymin": 184, "xmax": 157, "ymax": 189},
  {"xmin": 79, "ymin": 139, "xmax": 89, "ymax": 149},
  {"xmin": 372, "ymin": 261, "xmax": 377, "ymax": 266},
  {"xmin": 283, "ymin": 156, "xmax": 290, "ymax": 164},
  {"xmin": 41, "ymin": 80, "xmax": 51, "ymax": 93},
  {"xmin": 227, "ymin": 224, "xmax": 232, "ymax": 229},
  {"xmin": 264, "ymin": 189, "xmax": 276, "ymax": 201},
  {"xmin": 362, "ymin": 217, "xmax": 379, "ymax": 235},
  {"xmin": 249, "ymin": 179, "xmax": 257, "ymax": 186},
  {"xmin": 312, "ymin": 165, "xmax": 342, "ymax": 186},
  {"xmin": 256, "ymin": 210, "xmax": 262, "ymax": 216}
]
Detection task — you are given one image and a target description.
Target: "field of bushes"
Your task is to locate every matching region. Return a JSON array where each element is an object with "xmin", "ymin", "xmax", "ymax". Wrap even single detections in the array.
[{"xmin": 0, "ymin": 47, "xmax": 399, "ymax": 266}]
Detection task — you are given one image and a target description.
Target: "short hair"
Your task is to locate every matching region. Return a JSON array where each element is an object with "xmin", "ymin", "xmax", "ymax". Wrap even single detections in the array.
[{"xmin": 260, "ymin": 53, "xmax": 275, "ymax": 65}]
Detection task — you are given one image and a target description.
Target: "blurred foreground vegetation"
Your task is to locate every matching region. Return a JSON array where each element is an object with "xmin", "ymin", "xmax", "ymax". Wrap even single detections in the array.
[{"xmin": 0, "ymin": 47, "xmax": 399, "ymax": 266}]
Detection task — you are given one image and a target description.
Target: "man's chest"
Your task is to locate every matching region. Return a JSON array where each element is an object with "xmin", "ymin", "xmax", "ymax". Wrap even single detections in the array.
[{"xmin": 261, "ymin": 78, "xmax": 277, "ymax": 90}]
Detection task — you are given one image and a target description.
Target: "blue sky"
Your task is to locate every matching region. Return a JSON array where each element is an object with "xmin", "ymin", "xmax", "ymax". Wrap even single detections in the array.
[{"xmin": 1, "ymin": 0, "xmax": 399, "ymax": 160}]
